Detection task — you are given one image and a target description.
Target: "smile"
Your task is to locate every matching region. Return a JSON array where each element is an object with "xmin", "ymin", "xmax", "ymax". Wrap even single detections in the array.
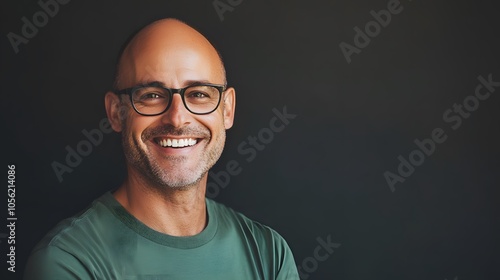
[{"xmin": 155, "ymin": 138, "xmax": 198, "ymax": 148}]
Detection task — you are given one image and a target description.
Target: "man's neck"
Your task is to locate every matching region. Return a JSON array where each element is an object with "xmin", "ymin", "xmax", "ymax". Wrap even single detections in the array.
[{"xmin": 113, "ymin": 173, "xmax": 208, "ymax": 237}]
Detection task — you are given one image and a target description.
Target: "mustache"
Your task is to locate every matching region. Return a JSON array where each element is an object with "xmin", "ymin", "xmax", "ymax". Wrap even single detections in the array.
[{"xmin": 142, "ymin": 125, "xmax": 210, "ymax": 142}]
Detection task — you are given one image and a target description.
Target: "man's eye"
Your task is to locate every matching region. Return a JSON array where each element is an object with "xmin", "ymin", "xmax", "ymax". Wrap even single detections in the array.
[
  {"xmin": 187, "ymin": 91, "xmax": 209, "ymax": 98},
  {"xmin": 141, "ymin": 92, "xmax": 165, "ymax": 100}
]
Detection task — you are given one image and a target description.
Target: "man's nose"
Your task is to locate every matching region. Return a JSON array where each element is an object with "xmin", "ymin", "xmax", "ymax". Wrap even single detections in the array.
[{"xmin": 160, "ymin": 94, "xmax": 191, "ymax": 127}]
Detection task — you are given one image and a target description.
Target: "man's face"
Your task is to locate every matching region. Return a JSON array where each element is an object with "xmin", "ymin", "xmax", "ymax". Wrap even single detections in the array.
[{"xmin": 109, "ymin": 33, "xmax": 235, "ymax": 191}]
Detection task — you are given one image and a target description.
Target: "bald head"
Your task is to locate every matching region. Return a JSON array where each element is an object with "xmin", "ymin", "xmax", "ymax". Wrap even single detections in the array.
[{"xmin": 114, "ymin": 18, "xmax": 226, "ymax": 90}]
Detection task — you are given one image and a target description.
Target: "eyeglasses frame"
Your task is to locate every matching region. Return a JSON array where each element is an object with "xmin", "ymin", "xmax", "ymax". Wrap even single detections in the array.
[{"xmin": 113, "ymin": 81, "xmax": 227, "ymax": 116}]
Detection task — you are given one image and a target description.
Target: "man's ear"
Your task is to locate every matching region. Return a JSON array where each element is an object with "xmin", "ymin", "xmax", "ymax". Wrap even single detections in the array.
[
  {"xmin": 104, "ymin": 91, "xmax": 125, "ymax": 132},
  {"xmin": 222, "ymin": 87, "xmax": 236, "ymax": 129}
]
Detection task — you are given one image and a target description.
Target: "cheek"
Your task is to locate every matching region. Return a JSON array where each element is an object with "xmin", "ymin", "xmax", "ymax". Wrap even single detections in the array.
[
  {"xmin": 124, "ymin": 117, "xmax": 156, "ymax": 143},
  {"xmin": 198, "ymin": 114, "xmax": 225, "ymax": 136}
]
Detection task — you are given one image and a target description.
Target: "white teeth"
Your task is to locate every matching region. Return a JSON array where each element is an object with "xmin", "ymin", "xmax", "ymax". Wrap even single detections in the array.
[{"xmin": 157, "ymin": 138, "xmax": 198, "ymax": 148}]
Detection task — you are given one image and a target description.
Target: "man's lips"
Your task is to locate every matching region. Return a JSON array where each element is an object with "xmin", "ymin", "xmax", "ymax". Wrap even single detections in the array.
[{"xmin": 153, "ymin": 137, "xmax": 199, "ymax": 148}]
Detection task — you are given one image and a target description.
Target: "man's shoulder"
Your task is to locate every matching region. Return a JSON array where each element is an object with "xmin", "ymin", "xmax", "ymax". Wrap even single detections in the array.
[
  {"xmin": 208, "ymin": 198, "xmax": 270, "ymax": 229},
  {"xmin": 208, "ymin": 198, "xmax": 289, "ymax": 248},
  {"xmin": 207, "ymin": 199, "xmax": 299, "ymax": 279},
  {"xmin": 24, "ymin": 193, "xmax": 115, "ymax": 279},
  {"xmin": 31, "ymin": 192, "xmax": 114, "ymax": 254}
]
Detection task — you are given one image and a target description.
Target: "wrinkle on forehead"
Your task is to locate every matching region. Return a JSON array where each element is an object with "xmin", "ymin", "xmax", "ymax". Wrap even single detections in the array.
[{"xmin": 115, "ymin": 19, "xmax": 226, "ymax": 89}]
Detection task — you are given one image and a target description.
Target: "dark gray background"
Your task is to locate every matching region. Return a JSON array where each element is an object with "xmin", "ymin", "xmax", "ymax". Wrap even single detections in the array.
[{"xmin": 1, "ymin": 0, "xmax": 499, "ymax": 279}]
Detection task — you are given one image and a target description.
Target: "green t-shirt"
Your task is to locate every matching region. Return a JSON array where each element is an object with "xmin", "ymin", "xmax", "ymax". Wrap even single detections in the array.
[{"xmin": 24, "ymin": 192, "xmax": 299, "ymax": 280}]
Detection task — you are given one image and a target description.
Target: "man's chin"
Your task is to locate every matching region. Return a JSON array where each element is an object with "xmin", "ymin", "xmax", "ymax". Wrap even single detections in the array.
[
  {"xmin": 148, "ymin": 163, "xmax": 205, "ymax": 188},
  {"xmin": 149, "ymin": 175, "xmax": 204, "ymax": 191}
]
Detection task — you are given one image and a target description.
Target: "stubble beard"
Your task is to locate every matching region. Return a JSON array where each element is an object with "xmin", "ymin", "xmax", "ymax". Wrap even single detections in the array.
[{"xmin": 121, "ymin": 122, "xmax": 226, "ymax": 194}]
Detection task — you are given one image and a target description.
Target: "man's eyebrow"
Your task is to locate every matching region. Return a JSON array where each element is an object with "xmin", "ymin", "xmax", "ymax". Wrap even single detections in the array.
[
  {"xmin": 136, "ymin": 81, "xmax": 165, "ymax": 88},
  {"xmin": 135, "ymin": 80, "xmax": 219, "ymax": 88},
  {"xmin": 182, "ymin": 80, "xmax": 217, "ymax": 87}
]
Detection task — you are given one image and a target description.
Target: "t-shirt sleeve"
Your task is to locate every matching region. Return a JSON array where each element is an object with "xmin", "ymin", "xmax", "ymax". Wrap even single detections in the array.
[
  {"xmin": 23, "ymin": 246, "xmax": 92, "ymax": 280},
  {"xmin": 274, "ymin": 231, "xmax": 300, "ymax": 280}
]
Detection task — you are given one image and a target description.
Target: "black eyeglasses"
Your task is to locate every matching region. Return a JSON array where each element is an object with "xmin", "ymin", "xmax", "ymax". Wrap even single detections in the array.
[{"xmin": 114, "ymin": 81, "xmax": 226, "ymax": 116}]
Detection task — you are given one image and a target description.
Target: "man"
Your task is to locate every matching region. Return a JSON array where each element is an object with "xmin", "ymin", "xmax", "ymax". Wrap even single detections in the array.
[{"xmin": 24, "ymin": 18, "xmax": 299, "ymax": 279}]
